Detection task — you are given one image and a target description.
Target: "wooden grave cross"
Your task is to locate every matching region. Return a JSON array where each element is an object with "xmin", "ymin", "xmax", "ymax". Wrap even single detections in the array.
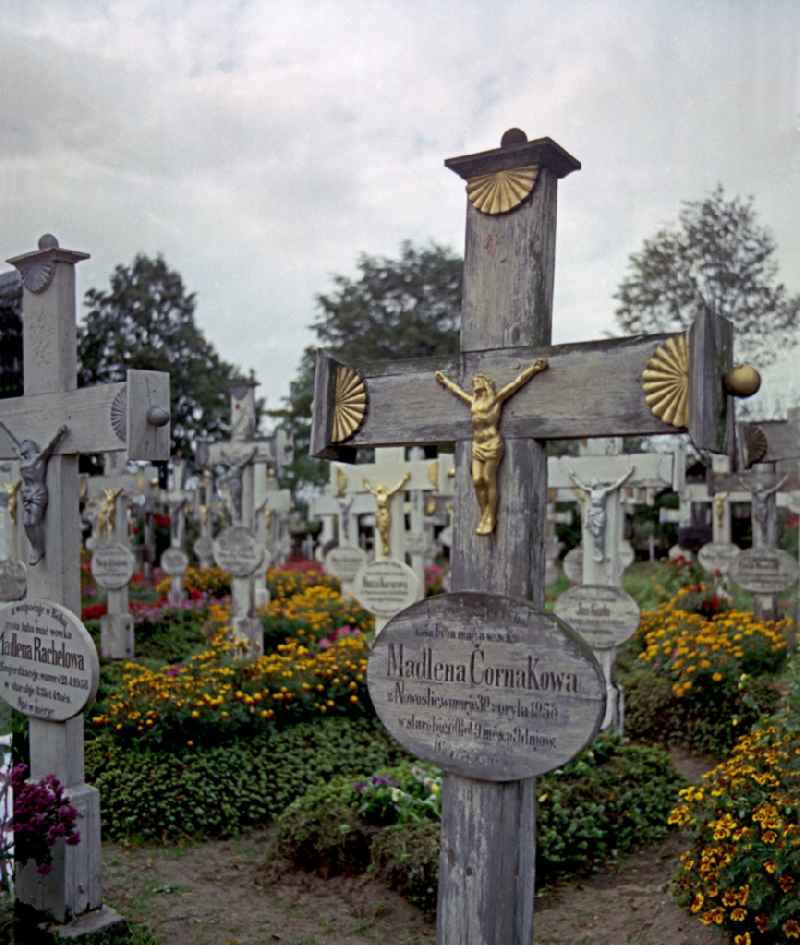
[
  {"xmin": 0, "ymin": 235, "xmax": 169, "ymax": 928},
  {"xmin": 311, "ymin": 129, "xmax": 759, "ymax": 945},
  {"xmin": 0, "ymin": 462, "xmax": 26, "ymax": 602},
  {"xmin": 253, "ymin": 467, "xmax": 292, "ymax": 607},
  {"xmin": 160, "ymin": 459, "xmax": 194, "ymax": 606},
  {"xmin": 549, "ymin": 441, "xmax": 676, "ymax": 731},
  {"xmin": 311, "ymin": 481, "xmax": 374, "ymax": 595},
  {"xmin": 209, "ymin": 381, "xmax": 267, "ymax": 654}
]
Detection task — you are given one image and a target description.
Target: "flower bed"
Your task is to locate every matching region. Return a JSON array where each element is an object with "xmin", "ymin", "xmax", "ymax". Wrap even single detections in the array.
[
  {"xmin": 670, "ymin": 709, "xmax": 800, "ymax": 943},
  {"xmin": 260, "ymin": 583, "xmax": 373, "ymax": 648}
]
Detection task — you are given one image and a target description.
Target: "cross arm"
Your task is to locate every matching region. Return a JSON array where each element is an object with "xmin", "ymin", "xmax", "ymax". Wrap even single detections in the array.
[
  {"xmin": 312, "ymin": 316, "xmax": 735, "ymax": 458},
  {"xmin": 0, "ymin": 370, "xmax": 169, "ymax": 461}
]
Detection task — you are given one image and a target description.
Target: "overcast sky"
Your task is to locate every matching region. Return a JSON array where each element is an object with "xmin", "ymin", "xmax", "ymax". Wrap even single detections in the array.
[{"xmin": 1, "ymin": 1, "xmax": 798, "ymax": 418}]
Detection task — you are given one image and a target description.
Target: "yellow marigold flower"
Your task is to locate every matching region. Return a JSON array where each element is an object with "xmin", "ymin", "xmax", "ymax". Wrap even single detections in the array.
[
  {"xmin": 733, "ymin": 934, "xmax": 751, "ymax": 945},
  {"xmin": 730, "ymin": 908, "xmax": 746, "ymax": 922},
  {"xmin": 784, "ymin": 919, "xmax": 800, "ymax": 939}
]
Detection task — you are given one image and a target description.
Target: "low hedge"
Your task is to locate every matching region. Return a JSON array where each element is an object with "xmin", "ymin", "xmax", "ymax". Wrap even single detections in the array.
[
  {"xmin": 276, "ymin": 734, "xmax": 685, "ymax": 910},
  {"xmin": 86, "ymin": 717, "xmax": 406, "ymax": 842}
]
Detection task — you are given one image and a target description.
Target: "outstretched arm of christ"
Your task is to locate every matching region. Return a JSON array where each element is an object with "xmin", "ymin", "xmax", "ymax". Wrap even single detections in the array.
[
  {"xmin": 497, "ymin": 359, "xmax": 548, "ymax": 403},
  {"xmin": 568, "ymin": 468, "xmax": 590, "ymax": 494},
  {"xmin": 387, "ymin": 473, "xmax": 411, "ymax": 498},
  {"xmin": 764, "ymin": 474, "xmax": 789, "ymax": 499},
  {"xmin": 39, "ymin": 425, "xmax": 69, "ymax": 462},
  {"xmin": 0, "ymin": 421, "xmax": 23, "ymax": 455},
  {"xmin": 607, "ymin": 465, "xmax": 635, "ymax": 496},
  {"xmin": 434, "ymin": 371, "xmax": 472, "ymax": 405},
  {"xmin": 363, "ymin": 478, "xmax": 377, "ymax": 497}
]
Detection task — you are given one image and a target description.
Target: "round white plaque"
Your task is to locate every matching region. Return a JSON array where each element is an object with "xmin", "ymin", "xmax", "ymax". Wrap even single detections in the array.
[
  {"xmin": 0, "ymin": 599, "xmax": 100, "ymax": 721},
  {"xmin": 325, "ymin": 545, "xmax": 368, "ymax": 584},
  {"xmin": 620, "ymin": 540, "xmax": 635, "ymax": 569},
  {"xmin": 368, "ymin": 592, "xmax": 605, "ymax": 781},
  {"xmin": 553, "ymin": 585, "xmax": 640, "ymax": 650},
  {"xmin": 213, "ymin": 526, "xmax": 265, "ymax": 577},
  {"xmin": 193, "ymin": 536, "xmax": 214, "ymax": 561},
  {"xmin": 91, "ymin": 542, "xmax": 135, "ymax": 590},
  {"xmin": 404, "ymin": 532, "xmax": 427, "ymax": 555},
  {"xmin": 353, "ymin": 558, "xmax": 420, "ymax": 618},
  {"xmin": 0, "ymin": 560, "xmax": 27, "ymax": 603},
  {"xmin": 563, "ymin": 547, "xmax": 583, "ymax": 585},
  {"xmin": 161, "ymin": 547, "xmax": 189, "ymax": 576},
  {"xmin": 698, "ymin": 542, "xmax": 741, "ymax": 577},
  {"xmin": 730, "ymin": 548, "xmax": 799, "ymax": 595}
]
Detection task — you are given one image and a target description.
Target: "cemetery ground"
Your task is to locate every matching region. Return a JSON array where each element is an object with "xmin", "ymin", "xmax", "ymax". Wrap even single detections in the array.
[{"xmin": 3, "ymin": 556, "xmax": 799, "ymax": 944}]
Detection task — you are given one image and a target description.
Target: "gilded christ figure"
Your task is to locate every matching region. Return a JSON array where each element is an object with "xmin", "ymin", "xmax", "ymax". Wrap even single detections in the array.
[
  {"xmin": 364, "ymin": 474, "xmax": 410, "ymax": 557},
  {"xmin": 435, "ymin": 360, "xmax": 548, "ymax": 535},
  {"xmin": 568, "ymin": 466, "xmax": 634, "ymax": 563}
]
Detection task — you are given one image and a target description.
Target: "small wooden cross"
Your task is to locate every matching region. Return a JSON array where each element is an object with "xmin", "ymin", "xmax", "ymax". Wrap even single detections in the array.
[{"xmin": 311, "ymin": 129, "xmax": 758, "ymax": 945}]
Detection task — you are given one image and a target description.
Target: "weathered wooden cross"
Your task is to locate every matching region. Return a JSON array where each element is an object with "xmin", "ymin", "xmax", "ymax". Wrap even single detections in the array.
[
  {"xmin": 311, "ymin": 130, "xmax": 757, "ymax": 944},
  {"xmin": 0, "ymin": 235, "xmax": 169, "ymax": 929}
]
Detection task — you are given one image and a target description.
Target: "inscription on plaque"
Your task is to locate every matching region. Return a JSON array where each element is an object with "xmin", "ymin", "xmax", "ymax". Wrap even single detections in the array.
[
  {"xmin": 563, "ymin": 547, "xmax": 582, "ymax": 584},
  {"xmin": 161, "ymin": 547, "xmax": 189, "ymax": 577},
  {"xmin": 91, "ymin": 542, "xmax": 135, "ymax": 590},
  {"xmin": 405, "ymin": 532, "xmax": 427, "ymax": 555},
  {"xmin": 553, "ymin": 585, "xmax": 640, "ymax": 650},
  {"xmin": 0, "ymin": 600, "xmax": 99, "ymax": 721},
  {"xmin": 354, "ymin": 559, "xmax": 420, "ymax": 618},
  {"xmin": 698, "ymin": 542, "xmax": 741, "ymax": 577},
  {"xmin": 368, "ymin": 593, "xmax": 605, "ymax": 781},
  {"xmin": 325, "ymin": 545, "xmax": 367, "ymax": 584},
  {"xmin": 730, "ymin": 548, "xmax": 799, "ymax": 595},
  {"xmin": 0, "ymin": 560, "xmax": 27, "ymax": 602},
  {"xmin": 213, "ymin": 526, "xmax": 264, "ymax": 577}
]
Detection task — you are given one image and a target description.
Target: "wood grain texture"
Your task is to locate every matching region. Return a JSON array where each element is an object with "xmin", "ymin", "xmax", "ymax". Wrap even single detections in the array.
[
  {"xmin": 445, "ymin": 135, "xmax": 581, "ymax": 182},
  {"xmin": 688, "ymin": 309, "xmax": 734, "ymax": 455},
  {"xmin": 310, "ymin": 333, "xmax": 682, "ymax": 458}
]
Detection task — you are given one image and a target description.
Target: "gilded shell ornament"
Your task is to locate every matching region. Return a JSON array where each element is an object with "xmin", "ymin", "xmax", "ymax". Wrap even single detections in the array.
[
  {"xmin": 642, "ymin": 334, "xmax": 689, "ymax": 428},
  {"xmin": 331, "ymin": 367, "xmax": 367, "ymax": 443},
  {"xmin": 466, "ymin": 165, "xmax": 539, "ymax": 215},
  {"xmin": 744, "ymin": 425, "xmax": 768, "ymax": 468}
]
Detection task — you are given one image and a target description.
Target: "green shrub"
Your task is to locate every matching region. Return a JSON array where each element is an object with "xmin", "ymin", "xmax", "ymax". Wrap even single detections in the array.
[
  {"xmin": 623, "ymin": 666, "xmax": 780, "ymax": 756},
  {"xmin": 133, "ymin": 608, "xmax": 209, "ymax": 663},
  {"xmin": 277, "ymin": 734, "xmax": 684, "ymax": 902},
  {"xmin": 86, "ymin": 717, "xmax": 406, "ymax": 842}
]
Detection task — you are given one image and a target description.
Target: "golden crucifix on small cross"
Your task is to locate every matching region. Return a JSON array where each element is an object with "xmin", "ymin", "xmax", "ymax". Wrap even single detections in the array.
[{"xmin": 435, "ymin": 359, "xmax": 548, "ymax": 535}]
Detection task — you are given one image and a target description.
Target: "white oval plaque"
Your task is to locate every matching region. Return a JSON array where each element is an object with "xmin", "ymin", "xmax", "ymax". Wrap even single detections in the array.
[
  {"xmin": 91, "ymin": 542, "xmax": 135, "ymax": 590},
  {"xmin": 563, "ymin": 547, "xmax": 583, "ymax": 585},
  {"xmin": 325, "ymin": 545, "xmax": 367, "ymax": 584},
  {"xmin": 193, "ymin": 536, "xmax": 214, "ymax": 561},
  {"xmin": 213, "ymin": 526, "xmax": 265, "ymax": 577},
  {"xmin": 0, "ymin": 560, "xmax": 27, "ymax": 603},
  {"xmin": 554, "ymin": 585, "xmax": 640, "ymax": 650},
  {"xmin": 0, "ymin": 599, "xmax": 100, "ymax": 721},
  {"xmin": 620, "ymin": 540, "xmax": 635, "ymax": 569},
  {"xmin": 404, "ymin": 532, "xmax": 427, "ymax": 555},
  {"xmin": 161, "ymin": 547, "xmax": 190, "ymax": 576},
  {"xmin": 730, "ymin": 548, "xmax": 799, "ymax": 595},
  {"xmin": 353, "ymin": 558, "xmax": 420, "ymax": 618},
  {"xmin": 368, "ymin": 592, "xmax": 606, "ymax": 781},
  {"xmin": 698, "ymin": 542, "xmax": 741, "ymax": 577}
]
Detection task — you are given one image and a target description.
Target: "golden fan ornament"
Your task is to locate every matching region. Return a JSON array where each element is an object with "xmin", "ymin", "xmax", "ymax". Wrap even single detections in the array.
[
  {"xmin": 331, "ymin": 367, "xmax": 368, "ymax": 443},
  {"xmin": 642, "ymin": 334, "xmax": 689, "ymax": 428},
  {"xmin": 744, "ymin": 425, "xmax": 768, "ymax": 468},
  {"xmin": 466, "ymin": 165, "xmax": 539, "ymax": 215}
]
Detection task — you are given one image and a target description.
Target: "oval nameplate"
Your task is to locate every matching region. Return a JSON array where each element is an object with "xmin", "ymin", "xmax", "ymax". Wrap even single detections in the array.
[
  {"xmin": 0, "ymin": 560, "xmax": 27, "ymax": 603},
  {"xmin": 730, "ymin": 548, "xmax": 799, "ymax": 594},
  {"xmin": 213, "ymin": 526, "xmax": 264, "ymax": 578},
  {"xmin": 0, "ymin": 599, "xmax": 100, "ymax": 721},
  {"xmin": 368, "ymin": 592, "xmax": 606, "ymax": 781},
  {"xmin": 554, "ymin": 585, "xmax": 640, "ymax": 650},
  {"xmin": 354, "ymin": 558, "xmax": 420, "ymax": 619},
  {"xmin": 563, "ymin": 547, "xmax": 582, "ymax": 585},
  {"xmin": 325, "ymin": 545, "xmax": 367, "ymax": 584},
  {"xmin": 698, "ymin": 542, "xmax": 741, "ymax": 577},
  {"xmin": 161, "ymin": 547, "xmax": 190, "ymax": 577},
  {"xmin": 91, "ymin": 542, "xmax": 135, "ymax": 590}
]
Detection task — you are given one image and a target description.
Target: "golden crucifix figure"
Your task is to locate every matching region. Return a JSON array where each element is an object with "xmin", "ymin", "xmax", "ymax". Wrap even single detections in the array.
[
  {"xmin": 364, "ymin": 473, "xmax": 411, "ymax": 556},
  {"xmin": 5, "ymin": 481, "xmax": 21, "ymax": 527},
  {"xmin": 97, "ymin": 487, "xmax": 124, "ymax": 540},
  {"xmin": 435, "ymin": 360, "xmax": 548, "ymax": 535}
]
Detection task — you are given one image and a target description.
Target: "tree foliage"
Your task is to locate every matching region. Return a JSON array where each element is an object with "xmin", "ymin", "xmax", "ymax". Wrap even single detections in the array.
[
  {"xmin": 614, "ymin": 185, "xmax": 799, "ymax": 367},
  {"xmin": 78, "ymin": 254, "xmax": 257, "ymax": 458},
  {"xmin": 275, "ymin": 241, "xmax": 462, "ymax": 491}
]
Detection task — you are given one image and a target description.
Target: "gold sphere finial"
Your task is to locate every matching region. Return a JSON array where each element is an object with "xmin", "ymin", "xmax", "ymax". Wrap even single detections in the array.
[{"xmin": 723, "ymin": 364, "xmax": 762, "ymax": 398}]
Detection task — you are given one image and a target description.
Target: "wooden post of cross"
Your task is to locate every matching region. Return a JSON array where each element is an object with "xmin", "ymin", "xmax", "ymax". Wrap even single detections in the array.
[
  {"xmin": 0, "ymin": 234, "xmax": 169, "ymax": 929},
  {"xmin": 310, "ymin": 129, "xmax": 761, "ymax": 944}
]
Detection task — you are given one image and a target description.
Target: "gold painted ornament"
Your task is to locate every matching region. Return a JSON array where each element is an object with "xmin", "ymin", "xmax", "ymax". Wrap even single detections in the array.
[
  {"xmin": 744, "ymin": 425, "xmax": 768, "ymax": 468},
  {"xmin": 466, "ymin": 165, "xmax": 539, "ymax": 215},
  {"xmin": 331, "ymin": 367, "xmax": 368, "ymax": 443},
  {"xmin": 642, "ymin": 335, "xmax": 689, "ymax": 429},
  {"xmin": 723, "ymin": 364, "xmax": 762, "ymax": 398}
]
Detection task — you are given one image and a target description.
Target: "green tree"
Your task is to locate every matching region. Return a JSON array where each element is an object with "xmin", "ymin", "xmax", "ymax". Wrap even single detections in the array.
[
  {"xmin": 614, "ymin": 185, "xmax": 799, "ymax": 367},
  {"xmin": 275, "ymin": 241, "xmax": 462, "ymax": 491},
  {"xmin": 78, "ymin": 254, "xmax": 257, "ymax": 458}
]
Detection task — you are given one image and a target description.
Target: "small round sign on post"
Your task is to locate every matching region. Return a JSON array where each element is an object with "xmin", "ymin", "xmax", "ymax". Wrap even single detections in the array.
[
  {"xmin": 325, "ymin": 545, "xmax": 368, "ymax": 585},
  {"xmin": 91, "ymin": 542, "xmax": 135, "ymax": 590},
  {"xmin": 161, "ymin": 547, "xmax": 189, "ymax": 576},
  {"xmin": 563, "ymin": 547, "xmax": 583, "ymax": 584},
  {"xmin": 553, "ymin": 585, "xmax": 640, "ymax": 650},
  {"xmin": 353, "ymin": 558, "xmax": 420, "ymax": 619},
  {"xmin": 213, "ymin": 526, "xmax": 265, "ymax": 577},
  {"xmin": 0, "ymin": 599, "xmax": 100, "ymax": 721},
  {"xmin": 730, "ymin": 548, "xmax": 799, "ymax": 595},
  {"xmin": 193, "ymin": 535, "xmax": 214, "ymax": 562},
  {"xmin": 698, "ymin": 542, "xmax": 741, "ymax": 577},
  {"xmin": 0, "ymin": 560, "xmax": 27, "ymax": 602},
  {"xmin": 368, "ymin": 592, "xmax": 605, "ymax": 781}
]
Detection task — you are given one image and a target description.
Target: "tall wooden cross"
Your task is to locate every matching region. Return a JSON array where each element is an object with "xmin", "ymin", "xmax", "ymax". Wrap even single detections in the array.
[
  {"xmin": 311, "ymin": 130, "xmax": 758, "ymax": 944},
  {"xmin": 0, "ymin": 235, "xmax": 169, "ymax": 928}
]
